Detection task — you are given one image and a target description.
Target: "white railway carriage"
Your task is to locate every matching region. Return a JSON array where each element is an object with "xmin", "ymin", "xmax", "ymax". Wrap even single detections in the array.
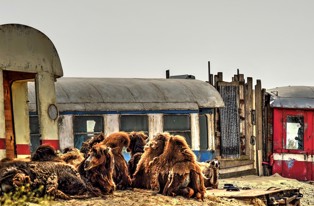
[{"xmin": 26, "ymin": 77, "xmax": 224, "ymax": 161}]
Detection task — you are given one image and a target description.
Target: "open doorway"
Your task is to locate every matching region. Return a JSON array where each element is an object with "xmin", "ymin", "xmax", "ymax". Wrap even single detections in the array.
[{"xmin": 3, "ymin": 71, "xmax": 36, "ymax": 158}]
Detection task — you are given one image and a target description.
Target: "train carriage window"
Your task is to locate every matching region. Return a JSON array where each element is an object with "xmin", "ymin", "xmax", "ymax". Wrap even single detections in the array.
[
  {"xmin": 29, "ymin": 115, "xmax": 40, "ymax": 153},
  {"xmin": 164, "ymin": 114, "xmax": 191, "ymax": 146},
  {"xmin": 199, "ymin": 114, "xmax": 208, "ymax": 150},
  {"xmin": 73, "ymin": 116, "xmax": 103, "ymax": 149},
  {"xmin": 120, "ymin": 115, "xmax": 148, "ymax": 134},
  {"xmin": 286, "ymin": 116, "xmax": 304, "ymax": 150}
]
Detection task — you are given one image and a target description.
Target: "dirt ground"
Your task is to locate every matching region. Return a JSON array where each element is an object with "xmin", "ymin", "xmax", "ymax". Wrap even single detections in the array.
[{"xmin": 31, "ymin": 174, "xmax": 314, "ymax": 206}]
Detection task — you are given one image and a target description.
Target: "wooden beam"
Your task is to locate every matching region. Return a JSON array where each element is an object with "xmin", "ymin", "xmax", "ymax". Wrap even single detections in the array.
[
  {"xmin": 255, "ymin": 79, "xmax": 263, "ymax": 175},
  {"xmin": 245, "ymin": 77, "xmax": 253, "ymax": 160}
]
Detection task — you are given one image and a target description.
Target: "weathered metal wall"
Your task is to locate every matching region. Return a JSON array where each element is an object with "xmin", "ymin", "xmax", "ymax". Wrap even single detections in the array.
[
  {"xmin": 148, "ymin": 114, "xmax": 163, "ymax": 140},
  {"xmin": 218, "ymin": 84, "xmax": 240, "ymax": 158},
  {"xmin": 191, "ymin": 113, "xmax": 200, "ymax": 150},
  {"xmin": 104, "ymin": 114, "xmax": 120, "ymax": 136},
  {"xmin": 58, "ymin": 115, "xmax": 74, "ymax": 152}
]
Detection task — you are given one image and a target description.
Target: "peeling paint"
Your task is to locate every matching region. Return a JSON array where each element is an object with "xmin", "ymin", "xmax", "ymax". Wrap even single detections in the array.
[{"xmin": 287, "ymin": 158, "xmax": 295, "ymax": 169}]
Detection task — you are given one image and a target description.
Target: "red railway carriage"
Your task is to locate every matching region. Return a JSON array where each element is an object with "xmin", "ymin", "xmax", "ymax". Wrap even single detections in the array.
[{"xmin": 267, "ymin": 86, "xmax": 314, "ymax": 181}]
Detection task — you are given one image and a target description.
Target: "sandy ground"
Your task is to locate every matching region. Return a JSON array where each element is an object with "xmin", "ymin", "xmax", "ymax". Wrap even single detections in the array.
[{"xmin": 32, "ymin": 174, "xmax": 313, "ymax": 206}]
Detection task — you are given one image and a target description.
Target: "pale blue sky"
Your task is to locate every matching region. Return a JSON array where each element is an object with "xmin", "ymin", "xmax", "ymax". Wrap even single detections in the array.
[{"xmin": 1, "ymin": 0, "xmax": 314, "ymax": 89}]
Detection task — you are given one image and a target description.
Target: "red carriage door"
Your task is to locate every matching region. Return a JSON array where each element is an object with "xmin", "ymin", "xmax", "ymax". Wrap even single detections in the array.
[{"xmin": 281, "ymin": 110, "xmax": 313, "ymax": 180}]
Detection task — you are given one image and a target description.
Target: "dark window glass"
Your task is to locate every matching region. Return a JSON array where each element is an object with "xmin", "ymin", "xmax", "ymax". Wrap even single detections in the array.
[
  {"xmin": 29, "ymin": 115, "xmax": 40, "ymax": 153},
  {"xmin": 163, "ymin": 114, "xmax": 191, "ymax": 146},
  {"xmin": 120, "ymin": 115, "xmax": 148, "ymax": 133},
  {"xmin": 286, "ymin": 116, "xmax": 304, "ymax": 150},
  {"xmin": 199, "ymin": 114, "xmax": 208, "ymax": 150},
  {"xmin": 73, "ymin": 116, "xmax": 103, "ymax": 149},
  {"xmin": 29, "ymin": 116, "xmax": 40, "ymax": 134}
]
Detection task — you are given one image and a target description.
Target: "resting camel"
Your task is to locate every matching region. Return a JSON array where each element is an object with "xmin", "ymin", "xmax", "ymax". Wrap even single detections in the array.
[
  {"xmin": 78, "ymin": 143, "xmax": 115, "ymax": 196},
  {"xmin": 102, "ymin": 132, "xmax": 132, "ymax": 190},
  {"xmin": 127, "ymin": 131, "xmax": 148, "ymax": 178},
  {"xmin": 0, "ymin": 160, "xmax": 93, "ymax": 199},
  {"xmin": 132, "ymin": 132, "xmax": 170, "ymax": 189},
  {"xmin": 199, "ymin": 158, "xmax": 220, "ymax": 189},
  {"xmin": 153, "ymin": 135, "xmax": 206, "ymax": 200}
]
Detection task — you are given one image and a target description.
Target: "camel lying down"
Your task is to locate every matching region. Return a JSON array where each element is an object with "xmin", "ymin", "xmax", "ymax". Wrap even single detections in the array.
[{"xmin": 0, "ymin": 160, "xmax": 94, "ymax": 199}]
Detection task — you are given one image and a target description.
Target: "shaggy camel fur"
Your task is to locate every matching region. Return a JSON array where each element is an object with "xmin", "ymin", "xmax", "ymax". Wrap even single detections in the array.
[
  {"xmin": 0, "ymin": 160, "xmax": 91, "ymax": 199},
  {"xmin": 127, "ymin": 131, "xmax": 148, "ymax": 178},
  {"xmin": 78, "ymin": 143, "xmax": 115, "ymax": 196},
  {"xmin": 199, "ymin": 158, "xmax": 220, "ymax": 189},
  {"xmin": 132, "ymin": 132, "xmax": 170, "ymax": 189},
  {"xmin": 153, "ymin": 135, "xmax": 206, "ymax": 200},
  {"xmin": 102, "ymin": 132, "xmax": 132, "ymax": 190}
]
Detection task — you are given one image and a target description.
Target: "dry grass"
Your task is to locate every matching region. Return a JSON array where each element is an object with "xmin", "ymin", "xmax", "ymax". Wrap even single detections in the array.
[{"xmin": 3, "ymin": 174, "xmax": 313, "ymax": 206}]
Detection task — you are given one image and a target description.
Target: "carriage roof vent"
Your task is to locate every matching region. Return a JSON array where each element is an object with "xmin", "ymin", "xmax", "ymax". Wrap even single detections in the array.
[{"xmin": 169, "ymin": 74, "xmax": 195, "ymax": 79}]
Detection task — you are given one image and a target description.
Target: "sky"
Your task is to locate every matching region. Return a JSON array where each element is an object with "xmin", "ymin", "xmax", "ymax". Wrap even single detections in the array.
[{"xmin": 1, "ymin": 0, "xmax": 314, "ymax": 89}]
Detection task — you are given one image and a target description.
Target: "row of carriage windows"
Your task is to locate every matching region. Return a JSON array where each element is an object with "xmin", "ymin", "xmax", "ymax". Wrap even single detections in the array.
[
  {"xmin": 29, "ymin": 114, "xmax": 306, "ymax": 153},
  {"xmin": 29, "ymin": 114, "xmax": 209, "ymax": 152}
]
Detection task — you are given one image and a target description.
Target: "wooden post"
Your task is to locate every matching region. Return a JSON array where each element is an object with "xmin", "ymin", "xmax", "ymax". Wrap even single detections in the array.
[
  {"xmin": 3, "ymin": 78, "xmax": 15, "ymax": 158},
  {"xmin": 255, "ymin": 79, "xmax": 263, "ymax": 175},
  {"xmin": 245, "ymin": 77, "xmax": 253, "ymax": 160},
  {"xmin": 0, "ymin": 71, "xmax": 5, "ymax": 159},
  {"xmin": 214, "ymin": 72, "xmax": 223, "ymax": 158},
  {"xmin": 208, "ymin": 61, "xmax": 213, "ymax": 85},
  {"xmin": 166, "ymin": 70, "xmax": 170, "ymax": 79},
  {"xmin": 217, "ymin": 72, "xmax": 223, "ymax": 82},
  {"xmin": 238, "ymin": 74, "xmax": 246, "ymax": 155}
]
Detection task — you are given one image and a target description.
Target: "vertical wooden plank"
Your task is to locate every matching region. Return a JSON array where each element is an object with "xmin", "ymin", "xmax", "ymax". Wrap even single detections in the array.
[
  {"xmin": 238, "ymin": 74, "xmax": 245, "ymax": 82},
  {"xmin": 238, "ymin": 73, "xmax": 246, "ymax": 155},
  {"xmin": 207, "ymin": 113, "xmax": 215, "ymax": 151},
  {"xmin": 265, "ymin": 94, "xmax": 273, "ymax": 162},
  {"xmin": 214, "ymin": 75, "xmax": 218, "ymax": 88},
  {"xmin": 217, "ymin": 72, "xmax": 223, "ymax": 80},
  {"xmin": 261, "ymin": 89, "xmax": 270, "ymax": 164},
  {"xmin": 239, "ymin": 81, "xmax": 246, "ymax": 155},
  {"xmin": 245, "ymin": 77, "xmax": 253, "ymax": 160},
  {"xmin": 214, "ymin": 72, "xmax": 222, "ymax": 158},
  {"xmin": 258, "ymin": 149, "xmax": 263, "ymax": 176},
  {"xmin": 214, "ymin": 107, "xmax": 221, "ymax": 158},
  {"xmin": 255, "ymin": 79, "xmax": 263, "ymax": 175},
  {"xmin": 3, "ymin": 77, "xmax": 15, "ymax": 158},
  {"xmin": 0, "ymin": 71, "xmax": 5, "ymax": 159},
  {"xmin": 208, "ymin": 61, "xmax": 213, "ymax": 85}
]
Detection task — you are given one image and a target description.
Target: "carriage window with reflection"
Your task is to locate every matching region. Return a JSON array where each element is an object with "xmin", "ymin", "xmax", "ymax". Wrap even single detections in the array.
[
  {"xmin": 120, "ymin": 115, "xmax": 148, "ymax": 135},
  {"xmin": 73, "ymin": 116, "xmax": 103, "ymax": 149},
  {"xmin": 29, "ymin": 115, "xmax": 40, "ymax": 153},
  {"xmin": 163, "ymin": 114, "xmax": 191, "ymax": 146},
  {"xmin": 286, "ymin": 116, "xmax": 304, "ymax": 150},
  {"xmin": 199, "ymin": 114, "xmax": 208, "ymax": 150}
]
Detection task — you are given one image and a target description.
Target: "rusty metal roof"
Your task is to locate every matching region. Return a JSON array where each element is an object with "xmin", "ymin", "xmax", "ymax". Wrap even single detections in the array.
[
  {"xmin": 28, "ymin": 77, "xmax": 224, "ymax": 112},
  {"xmin": 267, "ymin": 86, "xmax": 314, "ymax": 109}
]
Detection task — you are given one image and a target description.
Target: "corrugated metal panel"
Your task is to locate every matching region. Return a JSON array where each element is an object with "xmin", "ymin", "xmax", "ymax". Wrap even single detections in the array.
[
  {"xmin": 219, "ymin": 85, "xmax": 240, "ymax": 158},
  {"xmin": 268, "ymin": 86, "xmax": 314, "ymax": 109},
  {"xmin": 28, "ymin": 77, "xmax": 224, "ymax": 112}
]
